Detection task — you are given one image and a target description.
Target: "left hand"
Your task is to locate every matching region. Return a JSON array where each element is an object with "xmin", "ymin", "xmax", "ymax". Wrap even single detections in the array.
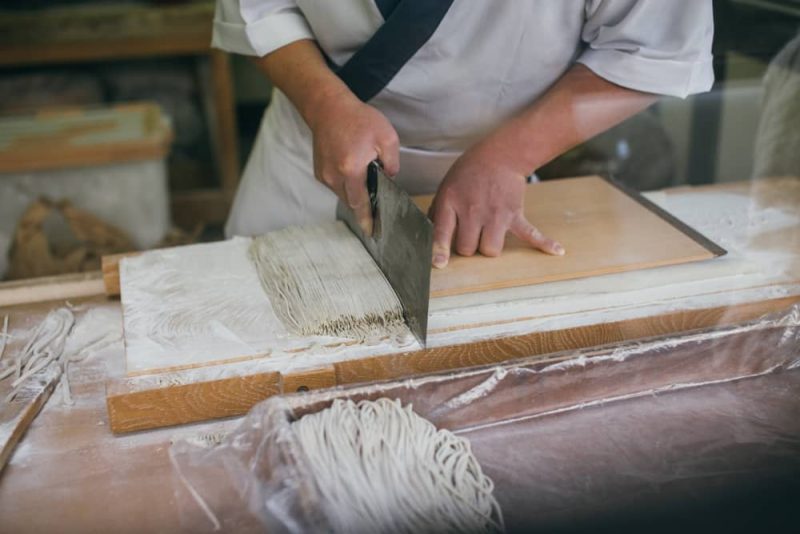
[{"xmin": 428, "ymin": 145, "xmax": 565, "ymax": 269}]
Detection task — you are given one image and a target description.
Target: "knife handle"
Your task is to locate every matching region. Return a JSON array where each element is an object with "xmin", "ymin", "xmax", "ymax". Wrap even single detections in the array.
[{"xmin": 367, "ymin": 160, "xmax": 382, "ymax": 238}]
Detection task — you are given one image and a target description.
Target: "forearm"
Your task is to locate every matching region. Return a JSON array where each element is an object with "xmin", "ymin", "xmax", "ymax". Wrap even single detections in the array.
[
  {"xmin": 253, "ymin": 39, "xmax": 355, "ymax": 129},
  {"xmin": 477, "ymin": 64, "xmax": 659, "ymax": 175}
]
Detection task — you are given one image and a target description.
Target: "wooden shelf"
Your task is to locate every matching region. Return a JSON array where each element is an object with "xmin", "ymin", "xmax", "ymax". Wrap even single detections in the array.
[
  {"xmin": 0, "ymin": 35, "xmax": 215, "ymax": 67},
  {"xmin": 0, "ymin": 1, "xmax": 239, "ymax": 227},
  {"xmin": 0, "ymin": 3, "xmax": 216, "ymax": 65}
]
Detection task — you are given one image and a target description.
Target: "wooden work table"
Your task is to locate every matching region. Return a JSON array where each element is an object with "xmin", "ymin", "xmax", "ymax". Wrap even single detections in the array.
[{"xmin": 0, "ymin": 178, "xmax": 797, "ymax": 532}]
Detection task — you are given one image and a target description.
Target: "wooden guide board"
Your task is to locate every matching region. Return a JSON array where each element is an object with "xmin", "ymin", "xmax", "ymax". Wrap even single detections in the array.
[
  {"xmin": 105, "ymin": 298, "xmax": 797, "ymax": 433},
  {"xmin": 104, "ymin": 175, "xmax": 729, "ymax": 433},
  {"xmin": 424, "ymin": 176, "xmax": 723, "ymax": 297}
]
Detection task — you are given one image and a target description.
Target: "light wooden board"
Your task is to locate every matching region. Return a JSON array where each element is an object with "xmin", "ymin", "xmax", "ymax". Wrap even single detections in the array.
[{"xmin": 418, "ymin": 176, "xmax": 722, "ymax": 297}]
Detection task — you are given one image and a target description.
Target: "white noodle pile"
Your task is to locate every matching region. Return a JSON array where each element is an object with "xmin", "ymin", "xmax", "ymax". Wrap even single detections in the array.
[
  {"xmin": 0, "ymin": 308, "xmax": 119, "ymax": 404},
  {"xmin": 249, "ymin": 222, "xmax": 407, "ymax": 340},
  {"xmin": 291, "ymin": 398, "xmax": 504, "ymax": 533},
  {"xmin": 0, "ymin": 309, "xmax": 74, "ymax": 402}
]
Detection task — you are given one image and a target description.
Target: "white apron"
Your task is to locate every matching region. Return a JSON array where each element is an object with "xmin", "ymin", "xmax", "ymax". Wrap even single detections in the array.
[{"xmin": 216, "ymin": 0, "xmax": 715, "ymax": 237}]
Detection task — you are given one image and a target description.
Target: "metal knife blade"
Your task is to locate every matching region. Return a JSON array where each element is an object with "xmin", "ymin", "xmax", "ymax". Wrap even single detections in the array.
[{"xmin": 336, "ymin": 161, "xmax": 432, "ymax": 347}]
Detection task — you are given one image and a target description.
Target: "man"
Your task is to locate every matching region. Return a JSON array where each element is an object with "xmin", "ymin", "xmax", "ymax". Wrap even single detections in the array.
[{"xmin": 214, "ymin": 0, "xmax": 714, "ymax": 268}]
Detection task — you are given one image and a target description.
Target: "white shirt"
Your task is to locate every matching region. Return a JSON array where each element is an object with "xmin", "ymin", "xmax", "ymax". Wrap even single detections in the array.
[{"xmin": 213, "ymin": 0, "xmax": 715, "ymax": 236}]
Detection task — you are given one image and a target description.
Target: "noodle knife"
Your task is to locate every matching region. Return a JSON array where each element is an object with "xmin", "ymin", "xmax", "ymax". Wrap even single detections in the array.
[{"xmin": 336, "ymin": 161, "xmax": 433, "ymax": 347}]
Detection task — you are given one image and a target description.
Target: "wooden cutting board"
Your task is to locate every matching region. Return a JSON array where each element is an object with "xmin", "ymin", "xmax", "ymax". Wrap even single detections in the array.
[{"xmin": 415, "ymin": 176, "xmax": 724, "ymax": 298}]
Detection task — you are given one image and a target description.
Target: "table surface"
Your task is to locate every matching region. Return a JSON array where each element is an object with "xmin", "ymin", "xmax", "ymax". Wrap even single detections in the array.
[{"xmin": 0, "ymin": 178, "xmax": 798, "ymax": 533}]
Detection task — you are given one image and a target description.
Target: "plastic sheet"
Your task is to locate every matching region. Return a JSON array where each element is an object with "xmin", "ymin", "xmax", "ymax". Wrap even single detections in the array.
[{"xmin": 171, "ymin": 305, "xmax": 800, "ymax": 533}]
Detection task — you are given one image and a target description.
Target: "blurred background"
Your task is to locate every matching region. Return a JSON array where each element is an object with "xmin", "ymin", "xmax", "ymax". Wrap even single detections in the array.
[{"xmin": 0, "ymin": 0, "xmax": 797, "ymax": 281}]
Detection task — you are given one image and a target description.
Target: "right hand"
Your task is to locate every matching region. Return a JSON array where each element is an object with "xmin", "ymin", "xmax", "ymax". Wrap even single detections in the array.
[{"xmin": 306, "ymin": 89, "xmax": 400, "ymax": 235}]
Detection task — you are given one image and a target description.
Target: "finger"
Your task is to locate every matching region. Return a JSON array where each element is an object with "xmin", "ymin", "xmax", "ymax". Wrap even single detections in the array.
[
  {"xmin": 478, "ymin": 219, "xmax": 509, "ymax": 257},
  {"xmin": 376, "ymin": 130, "xmax": 400, "ymax": 177},
  {"xmin": 431, "ymin": 204, "xmax": 456, "ymax": 269},
  {"xmin": 510, "ymin": 213, "xmax": 565, "ymax": 256},
  {"xmin": 344, "ymin": 176, "xmax": 373, "ymax": 235},
  {"xmin": 454, "ymin": 216, "xmax": 482, "ymax": 258}
]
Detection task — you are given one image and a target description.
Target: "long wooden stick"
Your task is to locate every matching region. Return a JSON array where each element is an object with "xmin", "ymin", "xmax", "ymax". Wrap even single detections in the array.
[
  {"xmin": 0, "ymin": 368, "xmax": 60, "ymax": 473},
  {"xmin": 0, "ymin": 272, "xmax": 106, "ymax": 308}
]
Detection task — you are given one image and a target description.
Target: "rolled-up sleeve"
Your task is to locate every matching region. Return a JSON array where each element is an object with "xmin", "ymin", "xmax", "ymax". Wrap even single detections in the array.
[
  {"xmin": 578, "ymin": 0, "xmax": 715, "ymax": 98},
  {"xmin": 212, "ymin": 0, "xmax": 314, "ymax": 57}
]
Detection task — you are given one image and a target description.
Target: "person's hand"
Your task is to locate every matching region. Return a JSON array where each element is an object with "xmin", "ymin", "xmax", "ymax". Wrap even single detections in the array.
[
  {"xmin": 306, "ymin": 89, "xmax": 400, "ymax": 234},
  {"xmin": 428, "ymin": 145, "xmax": 565, "ymax": 268}
]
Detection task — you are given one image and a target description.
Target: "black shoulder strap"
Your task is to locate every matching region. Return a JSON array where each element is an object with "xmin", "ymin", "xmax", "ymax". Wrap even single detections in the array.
[
  {"xmin": 333, "ymin": 0, "xmax": 455, "ymax": 102},
  {"xmin": 374, "ymin": 0, "xmax": 401, "ymax": 19}
]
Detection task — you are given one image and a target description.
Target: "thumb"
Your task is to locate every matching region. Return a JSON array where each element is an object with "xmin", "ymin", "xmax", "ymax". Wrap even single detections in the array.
[{"xmin": 344, "ymin": 176, "xmax": 373, "ymax": 236}]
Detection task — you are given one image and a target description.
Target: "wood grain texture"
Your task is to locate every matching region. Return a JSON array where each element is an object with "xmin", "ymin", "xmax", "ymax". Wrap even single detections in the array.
[
  {"xmin": 104, "ymin": 296, "xmax": 799, "ymax": 433},
  {"xmin": 415, "ymin": 176, "xmax": 719, "ymax": 297},
  {"xmin": 106, "ymin": 371, "xmax": 281, "ymax": 434}
]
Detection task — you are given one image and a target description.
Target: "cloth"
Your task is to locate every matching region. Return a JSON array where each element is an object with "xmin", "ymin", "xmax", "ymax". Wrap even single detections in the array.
[{"xmin": 214, "ymin": 0, "xmax": 715, "ymax": 237}]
